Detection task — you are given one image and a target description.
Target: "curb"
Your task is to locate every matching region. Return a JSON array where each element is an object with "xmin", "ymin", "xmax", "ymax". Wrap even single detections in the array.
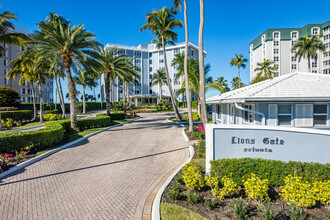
[
  {"xmin": 151, "ymin": 128, "xmax": 194, "ymax": 220},
  {"xmin": 0, "ymin": 125, "xmax": 44, "ymax": 134},
  {"xmin": 167, "ymin": 117, "xmax": 203, "ymax": 125},
  {"xmin": 0, "ymin": 117, "xmax": 140, "ymax": 180}
]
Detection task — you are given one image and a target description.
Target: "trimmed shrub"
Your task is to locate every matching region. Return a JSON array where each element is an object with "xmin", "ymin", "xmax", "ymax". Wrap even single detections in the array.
[
  {"xmin": 197, "ymin": 140, "xmax": 205, "ymax": 158},
  {"xmin": 243, "ymin": 173, "xmax": 269, "ymax": 201},
  {"xmin": 38, "ymin": 114, "xmax": 62, "ymax": 121},
  {"xmin": 218, "ymin": 176, "xmax": 239, "ymax": 200},
  {"xmin": 0, "ymin": 87, "xmax": 20, "ymax": 107},
  {"xmin": 182, "ymin": 163, "xmax": 204, "ymax": 190},
  {"xmin": 0, "ymin": 110, "xmax": 33, "ymax": 121},
  {"xmin": 77, "ymin": 115, "xmax": 110, "ymax": 130},
  {"xmin": 110, "ymin": 113, "xmax": 127, "ymax": 120},
  {"xmin": 210, "ymin": 158, "xmax": 330, "ymax": 187},
  {"xmin": 45, "ymin": 109, "xmax": 60, "ymax": 114}
]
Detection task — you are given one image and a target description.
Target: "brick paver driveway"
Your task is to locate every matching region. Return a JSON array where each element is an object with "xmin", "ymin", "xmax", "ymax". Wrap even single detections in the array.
[{"xmin": 0, "ymin": 112, "xmax": 189, "ymax": 220}]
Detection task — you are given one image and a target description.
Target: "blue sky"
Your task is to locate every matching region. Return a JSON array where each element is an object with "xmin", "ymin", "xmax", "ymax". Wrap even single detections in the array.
[{"xmin": 2, "ymin": 0, "xmax": 330, "ymax": 100}]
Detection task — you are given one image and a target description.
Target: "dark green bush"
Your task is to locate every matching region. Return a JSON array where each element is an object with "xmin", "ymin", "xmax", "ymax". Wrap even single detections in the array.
[
  {"xmin": 0, "ymin": 87, "xmax": 20, "ymax": 107},
  {"xmin": 77, "ymin": 115, "xmax": 110, "ymax": 130},
  {"xmin": 0, "ymin": 110, "xmax": 33, "ymax": 121},
  {"xmin": 0, "ymin": 122, "xmax": 64, "ymax": 153},
  {"xmin": 45, "ymin": 109, "xmax": 60, "ymax": 114},
  {"xmin": 197, "ymin": 140, "xmax": 206, "ymax": 158},
  {"xmin": 110, "ymin": 113, "xmax": 127, "ymax": 120},
  {"xmin": 210, "ymin": 158, "xmax": 330, "ymax": 187}
]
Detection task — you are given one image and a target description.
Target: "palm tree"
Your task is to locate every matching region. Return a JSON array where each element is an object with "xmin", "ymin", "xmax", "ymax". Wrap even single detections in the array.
[
  {"xmin": 151, "ymin": 68, "xmax": 168, "ymax": 101},
  {"xmin": 0, "ymin": 5, "xmax": 28, "ymax": 55},
  {"xmin": 94, "ymin": 46, "xmax": 131, "ymax": 116},
  {"xmin": 231, "ymin": 77, "xmax": 245, "ymax": 89},
  {"xmin": 73, "ymin": 70, "xmax": 98, "ymax": 114},
  {"xmin": 34, "ymin": 13, "xmax": 100, "ymax": 130},
  {"xmin": 254, "ymin": 59, "xmax": 278, "ymax": 79},
  {"xmin": 291, "ymin": 35, "xmax": 325, "ymax": 72},
  {"xmin": 140, "ymin": 7, "xmax": 182, "ymax": 120},
  {"xmin": 173, "ymin": 0, "xmax": 193, "ymax": 132},
  {"xmin": 209, "ymin": 76, "xmax": 229, "ymax": 94},
  {"xmin": 230, "ymin": 54, "xmax": 248, "ymax": 89}
]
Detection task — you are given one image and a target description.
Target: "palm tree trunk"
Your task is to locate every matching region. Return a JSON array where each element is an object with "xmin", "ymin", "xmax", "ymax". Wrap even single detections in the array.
[
  {"xmin": 105, "ymin": 73, "xmax": 111, "ymax": 116},
  {"xmin": 58, "ymin": 77, "xmax": 66, "ymax": 118},
  {"xmin": 54, "ymin": 75, "xmax": 62, "ymax": 114},
  {"xmin": 199, "ymin": 0, "xmax": 207, "ymax": 126},
  {"xmin": 161, "ymin": 35, "xmax": 181, "ymax": 120},
  {"xmin": 123, "ymin": 79, "xmax": 127, "ymax": 113},
  {"xmin": 54, "ymin": 77, "xmax": 57, "ymax": 111},
  {"xmin": 31, "ymin": 82, "xmax": 37, "ymax": 121},
  {"xmin": 184, "ymin": 0, "xmax": 193, "ymax": 132},
  {"xmin": 238, "ymin": 66, "xmax": 241, "ymax": 88},
  {"xmin": 83, "ymin": 86, "xmax": 86, "ymax": 114},
  {"xmin": 64, "ymin": 62, "xmax": 78, "ymax": 130},
  {"xmin": 198, "ymin": 96, "xmax": 201, "ymax": 116},
  {"xmin": 308, "ymin": 56, "xmax": 311, "ymax": 73},
  {"xmin": 111, "ymin": 81, "xmax": 114, "ymax": 105},
  {"xmin": 159, "ymin": 83, "xmax": 162, "ymax": 101},
  {"xmin": 38, "ymin": 73, "xmax": 44, "ymax": 123},
  {"xmin": 99, "ymin": 76, "xmax": 103, "ymax": 109},
  {"xmin": 127, "ymin": 82, "xmax": 131, "ymax": 108}
]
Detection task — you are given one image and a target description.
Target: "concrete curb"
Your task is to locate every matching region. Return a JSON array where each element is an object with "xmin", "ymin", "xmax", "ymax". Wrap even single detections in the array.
[
  {"xmin": 0, "ymin": 117, "xmax": 140, "ymax": 180},
  {"xmin": 167, "ymin": 117, "xmax": 203, "ymax": 125},
  {"xmin": 0, "ymin": 125, "xmax": 44, "ymax": 134},
  {"xmin": 151, "ymin": 128, "xmax": 194, "ymax": 220}
]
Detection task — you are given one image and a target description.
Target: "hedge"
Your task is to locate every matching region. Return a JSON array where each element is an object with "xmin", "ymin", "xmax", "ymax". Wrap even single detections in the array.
[
  {"xmin": 0, "ymin": 115, "xmax": 111, "ymax": 153},
  {"xmin": 110, "ymin": 113, "xmax": 127, "ymax": 120},
  {"xmin": 210, "ymin": 158, "xmax": 330, "ymax": 187},
  {"xmin": 0, "ymin": 110, "xmax": 33, "ymax": 121}
]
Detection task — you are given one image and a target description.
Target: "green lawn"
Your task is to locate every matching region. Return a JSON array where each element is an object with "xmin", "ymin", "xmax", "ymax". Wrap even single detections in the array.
[{"xmin": 161, "ymin": 203, "xmax": 207, "ymax": 220}]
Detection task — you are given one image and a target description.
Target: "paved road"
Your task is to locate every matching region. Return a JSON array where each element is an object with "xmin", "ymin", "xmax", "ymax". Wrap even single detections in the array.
[{"xmin": 0, "ymin": 112, "xmax": 189, "ymax": 220}]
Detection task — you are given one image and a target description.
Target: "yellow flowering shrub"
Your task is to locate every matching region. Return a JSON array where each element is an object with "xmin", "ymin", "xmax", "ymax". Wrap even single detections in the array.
[
  {"xmin": 243, "ymin": 173, "xmax": 269, "ymax": 201},
  {"xmin": 311, "ymin": 180, "xmax": 330, "ymax": 206},
  {"xmin": 182, "ymin": 163, "xmax": 204, "ymax": 190},
  {"xmin": 218, "ymin": 176, "xmax": 239, "ymax": 200},
  {"xmin": 205, "ymin": 176, "xmax": 220, "ymax": 196},
  {"xmin": 280, "ymin": 175, "xmax": 316, "ymax": 207}
]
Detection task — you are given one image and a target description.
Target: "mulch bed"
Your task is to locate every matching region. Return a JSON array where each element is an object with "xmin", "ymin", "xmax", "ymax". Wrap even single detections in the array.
[{"xmin": 161, "ymin": 143, "xmax": 330, "ymax": 220}]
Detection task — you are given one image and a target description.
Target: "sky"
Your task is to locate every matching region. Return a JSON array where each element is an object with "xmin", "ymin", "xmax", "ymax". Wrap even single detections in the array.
[{"xmin": 2, "ymin": 0, "xmax": 330, "ymax": 101}]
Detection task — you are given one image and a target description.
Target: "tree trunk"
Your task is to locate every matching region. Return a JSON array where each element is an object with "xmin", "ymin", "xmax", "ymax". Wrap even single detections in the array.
[
  {"xmin": 83, "ymin": 86, "xmax": 86, "ymax": 114},
  {"xmin": 199, "ymin": 0, "xmax": 207, "ymax": 126},
  {"xmin": 238, "ymin": 66, "xmax": 241, "ymax": 88},
  {"xmin": 159, "ymin": 83, "xmax": 162, "ymax": 101},
  {"xmin": 184, "ymin": 0, "xmax": 193, "ymax": 132},
  {"xmin": 55, "ymin": 75, "xmax": 63, "ymax": 115},
  {"xmin": 38, "ymin": 73, "xmax": 44, "ymax": 123},
  {"xmin": 64, "ymin": 59, "xmax": 78, "ymax": 130},
  {"xmin": 308, "ymin": 56, "xmax": 311, "ymax": 73},
  {"xmin": 111, "ymin": 81, "xmax": 114, "ymax": 105},
  {"xmin": 161, "ymin": 35, "xmax": 181, "ymax": 120},
  {"xmin": 105, "ymin": 73, "xmax": 111, "ymax": 116},
  {"xmin": 99, "ymin": 76, "xmax": 103, "ymax": 109},
  {"xmin": 54, "ymin": 77, "xmax": 57, "ymax": 110},
  {"xmin": 198, "ymin": 96, "xmax": 201, "ymax": 116},
  {"xmin": 123, "ymin": 79, "xmax": 127, "ymax": 113},
  {"xmin": 58, "ymin": 77, "xmax": 66, "ymax": 118},
  {"xmin": 31, "ymin": 82, "xmax": 37, "ymax": 121}
]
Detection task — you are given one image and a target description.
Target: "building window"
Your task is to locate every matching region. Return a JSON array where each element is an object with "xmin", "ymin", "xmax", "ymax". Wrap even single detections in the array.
[
  {"xmin": 275, "ymin": 64, "xmax": 279, "ymax": 69},
  {"xmin": 292, "ymin": 56, "xmax": 296, "ymax": 61},
  {"xmin": 149, "ymin": 82, "xmax": 152, "ymax": 87},
  {"xmin": 274, "ymin": 33, "xmax": 279, "ymax": 38},
  {"xmin": 243, "ymin": 104, "xmax": 254, "ymax": 123},
  {"xmin": 274, "ymin": 57, "xmax": 279, "ymax": 62},
  {"xmin": 135, "ymin": 59, "xmax": 141, "ymax": 64},
  {"xmin": 159, "ymin": 59, "xmax": 164, "ymax": 63},
  {"xmin": 174, "ymin": 80, "xmax": 180, "ymax": 85},
  {"xmin": 4, "ymin": 59, "xmax": 8, "ymax": 66},
  {"xmin": 314, "ymin": 105, "xmax": 328, "ymax": 125},
  {"xmin": 292, "ymin": 32, "xmax": 297, "ymax": 38},
  {"xmin": 149, "ymin": 74, "xmax": 152, "ymax": 79},
  {"xmin": 136, "ymin": 90, "xmax": 140, "ymax": 94},
  {"xmin": 149, "ymin": 52, "xmax": 152, "ymax": 57},
  {"xmin": 312, "ymin": 28, "xmax": 319, "ymax": 35},
  {"xmin": 159, "ymin": 51, "xmax": 163, "ymax": 55},
  {"xmin": 292, "ymin": 64, "xmax": 297, "ymax": 70},
  {"xmin": 312, "ymin": 70, "xmax": 317, "ymax": 73},
  {"xmin": 3, "ymin": 50, "xmax": 7, "ymax": 57},
  {"xmin": 22, "ymin": 88, "xmax": 26, "ymax": 94},
  {"xmin": 149, "ymin": 67, "xmax": 152, "ymax": 72},
  {"xmin": 217, "ymin": 105, "xmax": 222, "ymax": 121},
  {"xmin": 119, "ymin": 90, "xmax": 123, "ymax": 94},
  {"xmin": 274, "ymin": 41, "xmax": 279, "ymax": 46},
  {"xmin": 191, "ymin": 50, "xmax": 194, "ymax": 56},
  {"xmin": 174, "ymin": 48, "xmax": 180, "ymax": 54},
  {"xmin": 149, "ymin": 89, "xmax": 152, "ymax": 94},
  {"xmin": 134, "ymin": 51, "xmax": 141, "ymax": 57},
  {"xmin": 149, "ymin": 60, "xmax": 152, "ymax": 64},
  {"xmin": 274, "ymin": 49, "xmax": 279, "ymax": 54},
  {"xmin": 312, "ymin": 62, "xmax": 317, "ymax": 67},
  {"xmin": 4, "ymin": 68, "xmax": 7, "ymax": 75},
  {"xmin": 4, "ymin": 77, "xmax": 7, "ymax": 85},
  {"xmin": 278, "ymin": 104, "xmax": 292, "ymax": 126}
]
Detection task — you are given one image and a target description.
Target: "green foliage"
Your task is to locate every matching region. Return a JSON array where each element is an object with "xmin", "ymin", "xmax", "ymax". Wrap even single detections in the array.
[
  {"xmin": 4, "ymin": 118, "xmax": 14, "ymax": 128},
  {"xmin": 184, "ymin": 190, "xmax": 198, "ymax": 205},
  {"xmin": 0, "ymin": 87, "xmax": 20, "ymax": 107},
  {"xmin": 204, "ymin": 197, "xmax": 217, "ymax": 210},
  {"xmin": 165, "ymin": 185, "xmax": 180, "ymax": 200},
  {"xmin": 76, "ymin": 115, "xmax": 110, "ymax": 130},
  {"xmin": 0, "ymin": 110, "xmax": 33, "ymax": 122},
  {"xmin": 279, "ymin": 175, "xmax": 329, "ymax": 208},
  {"xmin": 38, "ymin": 114, "xmax": 62, "ymax": 121},
  {"xmin": 191, "ymin": 126, "xmax": 205, "ymax": 140},
  {"xmin": 191, "ymin": 101, "xmax": 198, "ymax": 110},
  {"xmin": 174, "ymin": 172, "xmax": 184, "ymax": 185},
  {"xmin": 210, "ymin": 158, "xmax": 330, "ymax": 187},
  {"xmin": 110, "ymin": 113, "xmax": 127, "ymax": 120},
  {"xmin": 231, "ymin": 197, "xmax": 249, "ymax": 220},
  {"xmin": 205, "ymin": 176, "xmax": 220, "ymax": 196},
  {"xmin": 182, "ymin": 163, "xmax": 204, "ymax": 190},
  {"xmin": 197, "ymin": 140, "xmax": 205, "ymax": 158},
  {"xmin": 243, "ymin": 173, "xmax": 269, "ymax": 202},
  {"xmin": 218, "ymin": 176, "xmax": 239, "ymax": 200},
  {"xmin": 257, "ymin": 203, "xmax": 275, "ymax": 220},
  {"xmin": 289, "ymin": 204, "xmax": 306, "ymax": 220},
  {"xmin": 45, "ymin": 109, "xmax": 60, "ymax": 114}
]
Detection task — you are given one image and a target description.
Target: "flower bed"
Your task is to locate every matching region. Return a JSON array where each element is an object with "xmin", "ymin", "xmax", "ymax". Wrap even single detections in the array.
[{"xmin": 127, "ymin": 110, "xmax": 155, "ymax": 113}]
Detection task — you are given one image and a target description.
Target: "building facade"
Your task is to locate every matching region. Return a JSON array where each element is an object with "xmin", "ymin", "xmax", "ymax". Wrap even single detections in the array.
[
  {"xmin": 101, "ymin": 42, "xmax": 203, "ymax": 105},
  {"xmin": 0, "ymin": 26, "xmax": 54, "ymax": 103},
  {"xmin": 250, "ymin": 21, "xmax": 330, "ymax": 82}
]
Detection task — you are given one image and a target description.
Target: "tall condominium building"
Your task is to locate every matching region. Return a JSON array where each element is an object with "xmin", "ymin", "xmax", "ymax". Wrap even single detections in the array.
[
  {"xmin": 0, "ymin": 26, "xmax": 54, "ymax": 103},
  {"xmin": 249, "ymin": 21, "xmax": 330, "ymax": 82},
  {"xmin": 101, "ymin": 42, "xmax": 204, "ymax": 105}
]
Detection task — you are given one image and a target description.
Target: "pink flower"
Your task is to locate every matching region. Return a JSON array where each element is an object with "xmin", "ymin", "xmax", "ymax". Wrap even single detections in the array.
[{"xmin": 197, "ymin": 124, "xmax": 205, "ymax": 133}]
